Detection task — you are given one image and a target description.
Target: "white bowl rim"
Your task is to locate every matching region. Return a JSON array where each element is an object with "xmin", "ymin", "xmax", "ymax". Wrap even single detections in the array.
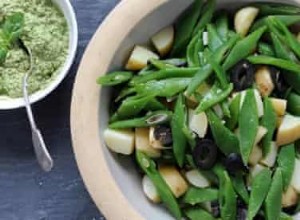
[{"xmin": 0, "ymin": 0, "xmax": 78, "ymax": 110}]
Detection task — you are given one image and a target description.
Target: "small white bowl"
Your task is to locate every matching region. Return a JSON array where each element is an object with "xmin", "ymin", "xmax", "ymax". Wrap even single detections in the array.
[{"xmin": 0, "ymin": 0, "xmax": 78, "ymax": 110}]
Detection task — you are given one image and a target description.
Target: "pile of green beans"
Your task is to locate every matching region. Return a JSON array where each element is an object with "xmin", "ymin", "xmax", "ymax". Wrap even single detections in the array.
[{"xmin": 98, "ymin": 1, "xmax": 300, "ymax": 219}]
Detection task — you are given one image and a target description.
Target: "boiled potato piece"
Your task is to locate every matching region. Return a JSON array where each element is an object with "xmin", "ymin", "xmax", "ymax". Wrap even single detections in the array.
[
  {"xmin": 188, "ymin": 109, "xmax": 208, "ymax": 138},
  {"xmin": 142, "ymin": 175, "xmax": 161, "ymax": 203},
  {"xmin": 240, "ymin": 89, "xmax": 264, "ymax": 117},
  {"xmin": 235, "ymin": 7, "xmax": 259, "ymax": 36},
  {"xmin": 270, "ymin": 98, "xmax": 287, "ymax": 117},
  {"xmin": 248, "ymin": 164, "xmax": 265, "ymax": 186},
  {"xmin": 260, "ymin": 142, "xmax": 278, "ymax": 168},
  {"xmin": 282, "ymin": 185, "xmax": 298, "ymax": 208},
  {"xmin": 185, "ymin": 82, "xmax": 211, "ymax": 108},
  {"xmin": 151, "ymin": 26, "xmax": 174, "ymax": 56},
  {"xmin": 291, "ymin": 158, "xmax": 300, "ymax": 193},
  {"xmin": 254, "ymin": 126, "xmax": 267, "ymax": 146},
  {"xmin": 159, "ymin": 166, "xmax": 188, "ymax": 198},
  {"xmin": 255, "ymin": 66, "xmax": 275, "ymax": 97},
  {"xmin": 135, "ymin": 128, "xmax": 161, "ymax": 158},
  {"xmin": 276, "ymin": 114, "xmax": 300, "ymax": 146},
  {"xmin": 185, "ymin": 169, "xmax": 210, "ymax": 188},
  {"xmin": 104, "ymin": 128, "xmax": 135, "ymax": 155},
  {"xmin": 125, "ymin": 45, "xmax": 159, "ymax": 71},
  {"xmin": 249, "ymin": 145, "xmax": 263, "ymax": 166}
]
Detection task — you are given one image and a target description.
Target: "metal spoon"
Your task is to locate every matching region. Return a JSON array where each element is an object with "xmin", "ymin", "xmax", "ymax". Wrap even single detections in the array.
[{"xmin": 20, "ymin": 40, "xmax": 53, "ymax": 172}]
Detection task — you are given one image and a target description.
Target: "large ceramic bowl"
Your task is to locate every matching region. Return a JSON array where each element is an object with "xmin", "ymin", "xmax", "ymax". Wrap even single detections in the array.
[
  {"xmin": 71, "ymin": 0, "xmax": 300, "ymax": 219},
  {"xmin": 0, "ymin": 0, "xmax": 78, "ymax": 110}
]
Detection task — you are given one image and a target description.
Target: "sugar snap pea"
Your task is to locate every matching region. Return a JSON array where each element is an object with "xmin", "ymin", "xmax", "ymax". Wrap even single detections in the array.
[
  {"xmin": 164, "ymin": 58, "xmax": 187, "ymax": 67},
  {"xmin": 97, "ymin": 71, "xmax": 133, "ymax": 86},
  {"xmin": 231, "ymin": 174, "xmax": 249, "ymax": 204},
  {"xmin": 280, "ymin": 212, "xmax": 293, "ymax": 220},
  {"xmin": 182, "ymin": 187, "xmax": 218, "ymax": 205},
  {"xmin": 258, "ymin": 42, "xmax": 275, "ymax": 56},
  {"xmin": 221, "ymin": 100, "xmax": 231, "ymax": 118},
  {"xmin": 239, "ymin": 89, "xmax": 259, "ymax": 164},
  {"xmin": 149, "ymin": 59, "xmax": 177, "ymax": 70},
  {"xmin": 187, "ymin": 29, "xmax": 203, "ymax": 67},
  {"xmin": 171, "ymin": 94, "xmax": 187, "ymax": 167},
  {"xmin": 265, "ymin": 169, "xmax": 283, "ymax": 220},
  {"xmin": 287, "ymin": 92, "xmax": 300, "ymax": 116},
  {"xmin": 247, "ymin": 168, "xmax": 272, "ymax": 220},
  {"xmin": 254, "ymin": 3, "xmax": 300, "ymax": 15},
  {"xmin": 136, "ymin": 151, "xmax": 182, "ymax": 219},
  {"xmin": 185, "ymin": 207, "xmax": 216, "ymax": 220},
  {"xmin": 226, "ymin": 94, "xmax": 241, "ymax": 131},
  {"xmin": 207, "ymin": 23, "xmax": 223, "ymax": 51},
  {"xmin": 277, "ymin": 144, "xmax": 295, "ymax": 191},
  {"xmin": 215, "ymin": 12, "xmax": 229, "ymax": 41},
  {"xmin": 223, "ymin": 26, "xmax": 267, "ymax": 71},
  {"xmin": 182, "ymin": 126, "xmax": 196, "ymax": 149}
]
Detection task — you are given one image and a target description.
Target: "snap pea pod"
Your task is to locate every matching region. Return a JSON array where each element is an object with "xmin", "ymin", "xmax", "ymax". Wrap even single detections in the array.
[
  {"xmin": 164, "ymin": 58, "xmax": 187, "ymax": 67},
  {"xmin": 206, "ymin": 109, "xmax": 239, "ymax": 155},
  {"xmin": 171, "ymin": 0, "xmax": 204, "ymax": 56},
  {"xmin": 223, "ymin": 26, "xmax": 267, "ymax": 71},
  {"xmin": 130, "ymin": 68, "xmax": 198, "ymax": 85},
  {"xmin": 182, "ymin": 187, "xmax": 218, "ymax": 205},
  {"xmin": 185, "ymin": 207, "xmax": 216, "ymax": 220},
  {"xmin": 146, "ymin": 98, "xmax": 167, "ymax": 111},
  {"xmin": 277, "ymin": 144, "xmax": 295, "ymax": 191},
  {"xmin": 115, "ymin": 87, "xmax": 136, "ymax": 102},
  {"xmin": 97, "ymin": 71, "xmax": 133, "ymax": 86},
  {"xmin": 186, "ymin": 34, "xmax": 239, "ymax": 96},
  {"xmin": 192, "ymin": 0, "xmax": 216, "ymax": 35},
  {"xmin": 287, "ymin": 92, "xmax": 300, "ymax": 116},
  {"xmin": 261, "ymin": 98, "xmax": 277, "ymax": 156},
  {"xmin": 267, "ymin": 16, "xmax": 300, "ymax": 59},
  {"xmin": 264, "ymin": 169, "xmax": 283, "ymax": 220},
  {"xmin": 280, "ymin": 212, "xmax": 293, "ymax": 220},
  {"xmin": 207, "ymin": 23, "xmax": 223, "ymax": 52},
  {"xmin": 182, "ymin": 126, "xmax": 196, "ymax": 149},
  {"xmin": 231, "ymin": 174, "xmax": 249, "ymax": 204},
  {"xmin": 270, "ymin": 32, "xmax": 297, "ymax": 62},
  {"xmin": 239, "ymin": 89, "xmax": 259, "ymax": 165},
  {"xmin": 221, "ymin": 100, "xmax": 231, "ymax": 118},
  {"xmin": 149, "ymin": 59, "xmax": 177, "ymax": 70},
  {"xmin": 251, "ymin": 15, "xmax": 300, "ymax": 32},
  {"xmin": 247, "ymin": 55, "xmax": 300, "ymax": 74},
  {"xmin": 135, "ymin": 78, "xmax": 191, "ymax": 98},
  {"xmin": 215, "ymin": 12, "xmax": 229, "ymax": 41},
  {"xmin": 226, "ymin": 94, "xmax": 241, "ymax": 131},
  {"xmin": 171, "ymin": 94, "xmax": 187, "ymax": 167},
  {"xmin": 247, "ymin": 168, "xmax": 272, "ymax": 220},
  {"xmin": 196, "ymin": 83, "xmax": 233, "ymax": 113},
  {"xmin": 109, "ymin": 110, "xmax": 173, "ymax": 129},
  {"xmin": 258, "ymin": 42, "xmax": 275, "ymax": 56},
  {"xmin": 135, "ymin": 151, "xmax": 182, "ymax": 220},
  {"xmin": 254, "ymin": 3, "xmax": 300, "ymax": 15},
  {"xmin": 187, "ymin": 29, "xmax": 203, "ymax": 67}
]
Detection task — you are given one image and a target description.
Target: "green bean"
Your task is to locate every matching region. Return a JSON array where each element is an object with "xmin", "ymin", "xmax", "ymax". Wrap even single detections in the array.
[
  {"xmin": 135, "ymin": 78, "xmax": 191, "ymax": 98},
  {"xmin": 193, "ymin": 0, "xmax": 216, "ymax": 35},
  {"xmin": 215, "ymin": 12, "xmax": 229, "ymax": 41},
  {"xmin": 277, "ymin": 144, "xmax": 295, "ymax": 191},
  {"xmin": 287, "ymin": 92, "xmax": 300, "ymax": 116},
  {"xmin": 130, "ymin": 68, "xmax": 198, "ymax": 86},
  {"xmin": 251, "ymin": 15, "xmax": 300, "ymax": 32},
  {"xmin": 164, "ymin": 58, "xmax": 187, "ymax": 67},
  {"xmin": 270, "ymin": 32, "xmax": 297, "ymax": 62},
  {"xmin": 247, "ymin": 168, "xmax": 272, "ymax": 220},
  {"xmin": 264, "ymin": 169, "xmax": 283, "ymax": 220},
  {"xmin": 226, "ymin": 94, "xmax": 241, "ymax": 131},
  {"xmin": 109, "ymin": 110, "xmax": 173, "ymax": 129},
  {"xmin": 185, "ymin": 207, "xmax": 216, "ymax": 220},
  {"xmin": 280, "ymin": 212, "xmax": 293, "ymax": 220},
  {"xmin": 207, "ymin": 23, "xmax": 223, "ymax": 51},
  {"xmin": 261, "ymin": 98, "xmax": 277, "ymax": 156},
  {"xmin": 115, "ymin": 87, "xmax": 136, "ymax": 102},
  {"xmin": 231, "ymin": 174, "xmax": 249, "ymax": 204},
  {"xmin": 221, "ymin": 100, "xmax": 231, "ymax": 118},
  {"xmin": 239, "ymin": 89, "xmax": 259, "ymax": 164},
  {"xmin": 182, "ymin": 126, "xmax": 196, "ymax": 149},
  {"xmin": 254, "ymin": 3, "xmax": 300, "ymax": 16},
  {"xmin": 247, "ymin": 55, "xmax": 300, "ymax": 74},
  {"xmin": 258, "ymin": 42, "xmax": 275, "ymax": 56},
  {"xmin": 171, "ymin": 0, "xmax": 204, "ymax": 56},
  {"xmin": 146, "ymin": 98, "xmax": 167, "ymax": 111},
  {"xmin": 187, "ymin": 30, "xmax": 203, "ymax": 67},
  {"xmin": 198, "ymin": 51, "xmax": 206, "ymax": 66},
  {"xmin": 149, "ymin": 59, "xmax": 177, "ymax": 70},
  {"xmin": 206, "ymin": 109, "xmax": 239, "ymax": 155},
  {"xmin": 171, "ymin": 94, "xmax": 187, "ymax": 167},
  {"xmin": 223, "ymin": 26, "xmax": 267, "ymax": 71},
  {"xmin": 135, "ymin": 151, "xmax": 182, "ymax": 219},
  {"xmin": 196, "ymin": 83, "xmax": 233, "ymax": 113},
  {"xmin": 182, "ymin": 187, "xmax": 218, "ymax": 205},
  {"xmin": 97, "ymin": 71, "xmax": 133, "ymax": 86}
]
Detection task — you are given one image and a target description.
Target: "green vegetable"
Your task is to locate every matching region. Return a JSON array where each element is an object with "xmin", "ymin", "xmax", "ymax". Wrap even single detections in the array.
[
  {"xmin": 148, "ymin": 59, "xmax": 177, "ymax": 70},
  {"xmin": 231, "ymin": 174, "xmax": 249, "ymax": 204},
  {"xmin": 215, "ymin": 12, "xmax": 229, "ymax": 41},
  {"xmin": 182, "ymin": 187, "xmax": 218, "ymax": 205},
  {"xmin": 171, "ymin": 0, "xmax": 204, "ymax": 56},
  {"xmin": 187, "ymin": 29, "xmax": 203, "ymax": 67},
  {"xmin": 226, "ymin": 94, "xmax": 241, "ymax": 130},
  {"xmin": 97, "ymin": 71, "xmax": 133, "ymax": 86},
  {"xmin": 247, "ymin": 168, "xmax": 272, "ymax": 220},
  {"xmin": 136, "ymin": 151, "xmax": 182, "ymax": 219},
  {"xmin": 171, "ymin": 94, "xmax": 187, "ymax": 167},
  {"xmin": 207, "ymin": 23, "xmax": 223, "ymax": 51},
  {"xmin": 254, "ymin": 3, "xmax": 300, "ymax": 15},
  {"xmin": 270, "ymin": 32, "xmax": 297, "ymax": 62},
  {"xmin": 277, "ymin": 144, "xmax": 295, "ymax": 191},
  {"xmin": 185, "ymin": 207, "xmax": 216, "ymax": 220},
  {"xmin": 287, "ymin": 92, "xmax": 300, "ymax": 116},
  {"xmin": 223, "ymin": 26, "xmax": 267, "ymax": 71},
  {"xmin": 239, "ymin": 89, "xmax": 259, "ymax": 164},
  {"xmin": 261, "ymin": 98, "xmax": 277, "ymax": 156},
  {"xmin": 264, "ymin": 169, "xmax": 283, "ymax": 220},
  {"xmin": 207, "ymin": 109, "xmax": 239, "ymax": 155},
  {"xmin": 280, "ymin": 212, "xmax": 293, "ymax": 220},
  {"xmin": 221, "ymin": 100, "xmax": 231, "ymax": 118},
  {"xmin": 258, "ymin": 42, "xmax": 275, "ymax": 56}
]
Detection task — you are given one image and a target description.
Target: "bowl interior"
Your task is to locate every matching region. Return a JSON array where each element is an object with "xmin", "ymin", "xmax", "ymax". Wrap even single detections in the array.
[{"xmin": 0, "ymin": 0, "xmax": 78, "ymax": 110}]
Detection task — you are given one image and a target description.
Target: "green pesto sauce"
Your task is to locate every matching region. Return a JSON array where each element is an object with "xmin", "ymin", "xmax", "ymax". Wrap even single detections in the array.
[{"xmin": 0, "ymin": 0, "xmax": 69, "ymax": 98}]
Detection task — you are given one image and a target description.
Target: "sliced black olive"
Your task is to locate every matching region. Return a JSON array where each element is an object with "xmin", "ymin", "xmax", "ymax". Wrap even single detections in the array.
[
  {"xmin": 192, "ymin": 139, "xmax": 218, "ymax": 170},
  {"xmin": 154, "ymin": 125, "xmax": 173, "ymax": 146},
  {"xmin": 224, "ymin": 153, "xmax": 248, "ymax": 175},
  {"xmin": 230, "ymin": 60, "xmax": 255, "ymax": 91},
  {"xmin": 270, "ymin": 67, "xmax": 289, "ymax": 95},
  {"xmin": 283, "ymin": 205, "xmax": 297, "ymax": 215},
  {"xmin": 211, "ymin": 200, "xmax": 221, "ymax": 218},
  {"xmin": 237, "ymin": 208, "xmax": 247, "ymax": 220}
]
